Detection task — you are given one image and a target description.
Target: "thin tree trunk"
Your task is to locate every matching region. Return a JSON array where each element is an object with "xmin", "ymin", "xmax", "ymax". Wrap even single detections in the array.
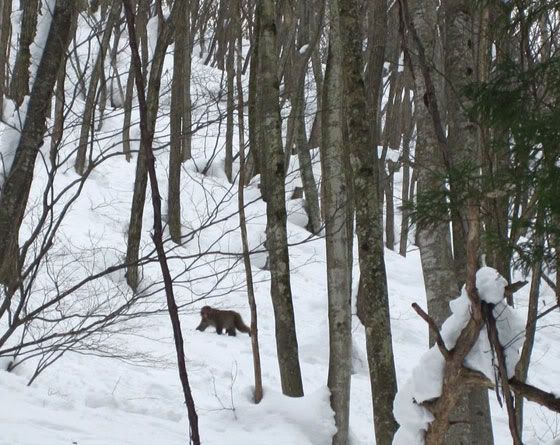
[
  {"xmin": 125, "ymin": 12, "xmax": 174, "ymax": 292},
  {"xmin": 514, "ymin": 208, "xmax": 544, "ymax": 438},
  {"xmin": 322, "ymin": 5, "xmax": 353, "ymax": 441},
  {"xmin": 122, "ymin": 4, "xmax": 200, "ymax": 443},
  {"xmin": 224, "ymin": 18, "xmax": 235, "ymax": 183},
  {"xmin": 338, "ymin": 0, "xmax": 398, "ymax": 442},
  {"xmin": 0, "ymin": 0, "xmax": 75, "ymax": 288},
  {"xmin": 385, "ymin": 161, "xmax": 397, "ymax": 250},
  {"xmin": 0, "ymin": 0, "xmax": 12, "ymax": 118},
  {"xmin": 75, "ymin": 0, "xmax": 121, "ymax": 175},
  {"xmin": 398, "ymin": 79, "xmax": 414, "ymax": 257},
  {"xmin": 8, "ymin": 0, "xmax": 39, "ymax": 107},
  {"xmin": 168, "ymin": 0, "xmax": 189, "ymax": 244},
  {"xmin": 256, "ymin": 0, "xmax": 304, "ymax": 398},
  {"xmin": 237, "ymin": 0, "xmax": 263, "ymax": 400},
  {"xmin": 109, "ymin": 20, "xmax": 125, "ymax": 108}
]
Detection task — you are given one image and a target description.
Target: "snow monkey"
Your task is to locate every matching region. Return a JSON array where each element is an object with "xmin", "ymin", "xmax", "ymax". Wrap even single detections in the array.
[{"xmin": 195, "ymin": 306, "xmax": 251, "ymax": 336}]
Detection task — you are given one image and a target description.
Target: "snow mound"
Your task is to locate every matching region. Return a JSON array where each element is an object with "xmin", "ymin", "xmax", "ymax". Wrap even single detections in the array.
[{"xmin": 393, "ymin": 267, "xmax": 525, "ymax": 444}]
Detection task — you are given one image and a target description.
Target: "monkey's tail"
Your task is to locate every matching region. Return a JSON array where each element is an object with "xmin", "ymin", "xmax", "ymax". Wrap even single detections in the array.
[{"xmin": 235, "ymin": 315, "xmax": 251, "ymax": 336}]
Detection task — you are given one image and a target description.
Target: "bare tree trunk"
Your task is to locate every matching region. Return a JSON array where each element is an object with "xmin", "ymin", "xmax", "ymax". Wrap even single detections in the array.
[
  {"xmin": 122, "ymin": 4, "xmax": 200, "ymax": 443},
  {"xmin": 255, "ymin": 0, "xmax": 304, "ymax": 398},
  {"xmin": 75, "ymin": 0, "xmax": 121, "ymax": 175},
  {"xmin": 237, "ymin": 0, "xmax": 263, "ymax": 400},
  {"xmin": 224, "ymin": 15, "xmax": 235, "ymax": 183},
  {"xmin": 404, "ymin": 0, "xmax": 494, "ymax": 442},
  {"xmin": 444, "ymin": 1, "xmax": 495, "ymax": 441},
  {"xmin": 290, "ymin": 0, "xmax": 323, "ymax": 235},
  {"xmin": 109, "ymin": 20, "xmax": 125, "ymax": 108},
  {"xmin": 181, "ymin": 0, "xmax": 193, "ymax": 162},
  {"xmin": 122, "ymin": 61, "xmax": 135, "ymax": 162},
  {"xmin": 123, "ymin": 0, "xmax": 149, "ymax": 163},
  {"xmin": 0, "ymin": 0, "xmax": 12, "ymax": 118},
  {"xmin": 0, "ymin": 0, "xmax": 75, "ymax": 288},
  {"xmin": 514, "ymin": 208, "xmax": 544, "ymax": 439},
  {"xmin": 338, "ymin": 0, "xmax": 398, "ymax": 442},
  {"xmin": 398, "ymin": 77, "xmax": 414, "ymax": 257},
  {"xmin": 385, "ymin": 160, "xmax": 397, "ymax": 250},
  {"xmin": 308, "ymin": 36, "xmax": 323, "ymax": 150},
  {"xmin": 322, "ymin": 4, "xmax": 353, "ymax": 441},
  {"xmin": 8, "ymin": 0, "xmax": 39, "ymax": 107},
  {"xmin": 168, "ymin": 0, "xmax": 189, "ymax": 244},
  {"xmin": 125, "ymin": 12, "xmax": 174, "ymax": 292}
]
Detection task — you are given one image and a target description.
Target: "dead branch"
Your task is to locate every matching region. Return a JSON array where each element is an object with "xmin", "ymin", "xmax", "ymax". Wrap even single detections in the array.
[
  {"xmin": 509, "ymin": 378, "xmax": 560, "ymax": 413},
  {"xmin": 411, "ymin": 303, "xmax": 449, "ymax": 359},
  {"xmin": 483, "ymin": 302, "xmax": 522, "ymax": 445}
]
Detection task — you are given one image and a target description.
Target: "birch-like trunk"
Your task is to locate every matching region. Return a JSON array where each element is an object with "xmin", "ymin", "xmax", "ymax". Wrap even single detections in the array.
[
  {"xmin": 168, "ymin": 0, "xmax": 189, "ymax": 244},
  {"xmin": 323, "ymin": 2, "xmax": 353, "ymax": 440},
  {"xmin": 338, "ymin": 0, "xmax": 398, "ymax": 442},
  {"xmin": 256, "ymin": 0, "xmax": 304, "ymax": 397}
]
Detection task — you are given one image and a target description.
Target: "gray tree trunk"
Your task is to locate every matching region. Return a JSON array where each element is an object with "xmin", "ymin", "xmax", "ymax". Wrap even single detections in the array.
[
  {"xmin": 445, "ymin": 2, "xmax": 495, "ymax": 442},
  {"xmin": 181, "ymin": 0, "xmax": 193, "ymax": 162},
  {"xmin": 322, "ymin": 3, "xmax": 353, "ymax": 441},
  {"xmin": 224, "ymin": 15, "xmax": 234, "ymax": 183},
  {"xmin": 75, "ymin": 0, "xmax": 121, "ymax": 175},
  {"xmin": 409, "ymin": 0, "xmax": 494, "ymax": 442},
  {"xmin": 514, "ymin": 208, "xmax": 544, "ymax": 439},
  {"xmin": 123, "ymin": 0, "xmax": 149, "ymax": 163},
  {"xmin": 125, "ymin": 15, "xmax": 174, "ymax": 291},
  {"xmin": 236, "ymin": 0, "xmax": 263, "ymax": 401},
  {"xmin": 8, "ymin": 0, "xmax": 39, "ymax": 107},
  {"xmin": 0, "ymin": 0, "xmax": 12, "ymax": 118},
  {"xmin": 398, "ymin": 74, "xmax": 414, "ymax": 257},
  {"xmin": 338, "ymin": 0, "xmax": 398, "ymax": 442},
  {"xmin": 0, "ymin": 0, "xmax": 75, "ymax": 288},
  {"xmin": 256, "ymin": 0, "xmax": 304, "ymax": 397},
  {"xmin": 168, "ymin": 0, "xmax": 189, "ymax": 244}
]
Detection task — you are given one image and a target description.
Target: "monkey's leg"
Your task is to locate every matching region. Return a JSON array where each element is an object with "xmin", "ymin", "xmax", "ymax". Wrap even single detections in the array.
[
  {"xmin": 226, "ymin": 328, "xmax": 236, "ymax": 336},
  {"xmin": 215, "ymin": 322, "xmax": 223, "ymax": 335},
  {"xmin": 196, "ymin": 321, "xmax": 208, "ymax": 331}
]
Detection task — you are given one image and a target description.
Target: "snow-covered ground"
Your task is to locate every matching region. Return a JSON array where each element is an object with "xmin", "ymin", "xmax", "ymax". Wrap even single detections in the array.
[{"xmin": 1, "ymin": 13, "xmax": 560, "ymax": 445}]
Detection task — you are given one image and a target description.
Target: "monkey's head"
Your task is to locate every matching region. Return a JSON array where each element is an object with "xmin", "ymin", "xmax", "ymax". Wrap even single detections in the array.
[{"xmin": 200, "ymin": 306, "xmax": 213, "ymax": 319}]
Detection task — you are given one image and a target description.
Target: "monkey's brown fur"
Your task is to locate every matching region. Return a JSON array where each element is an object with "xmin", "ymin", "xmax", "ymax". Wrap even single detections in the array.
[{"xmin": 195, "ymin": 306, "xmax": 250, "ymax": 336}]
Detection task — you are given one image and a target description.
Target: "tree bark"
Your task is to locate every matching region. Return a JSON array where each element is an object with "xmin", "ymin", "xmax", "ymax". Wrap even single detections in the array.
[
  {"xmin": 322, "ymin": 3, "xmax": 353, "ymax": 441},
  {"xmin": 338, "ymin": 0, "xmax": 398, "ymax": 442},
  {"xmin": 444, "ymin": 1, "xmax": 495, "ymax": 441},
  {"xmin": 168, "ymin": 0, "xmax": 189, "ymax": 244},
  {"xmin": 8, "ymin": 0, "xmax": 39, "ymax": 107},
  {"xmin": 255, "ymin": 0, "xmax": 304, "ymax": 397},
  {"xmin": 224, "ymin": 12, "xmax": 235, "ymax": 183},
  {"xmin": 75, "ymin": 0, "xmax": 121, "ymax": 175},
  {"xmin": 514, "ymin": 208, "xmax": 544, "ymax": 439},
  {"xmin": 122, "ymin": 3, "xmax": 200, "ymax": 443},
  {"xmin": 237, "ymin": 0, "xmax": 263, "ymax": 400},
  {"xmin": 0, "ymin": 0, "xmax": 12, "ymax": 118},
  {"xmin": 125, "ymin": 11, "xmax": 174, "ymax": 292},
  {"xmin": 403, "ymin": 0, "xmax": 493, "ymax": 441},
  {"xmin": 0, "ymin": 0, "xmax": 75, "ymax": 288}
]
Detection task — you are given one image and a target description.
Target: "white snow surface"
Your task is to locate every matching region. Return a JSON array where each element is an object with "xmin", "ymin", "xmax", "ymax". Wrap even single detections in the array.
[{"xmin": 1, "ymin": 16, "xmax": 560, "ymax": 445}]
